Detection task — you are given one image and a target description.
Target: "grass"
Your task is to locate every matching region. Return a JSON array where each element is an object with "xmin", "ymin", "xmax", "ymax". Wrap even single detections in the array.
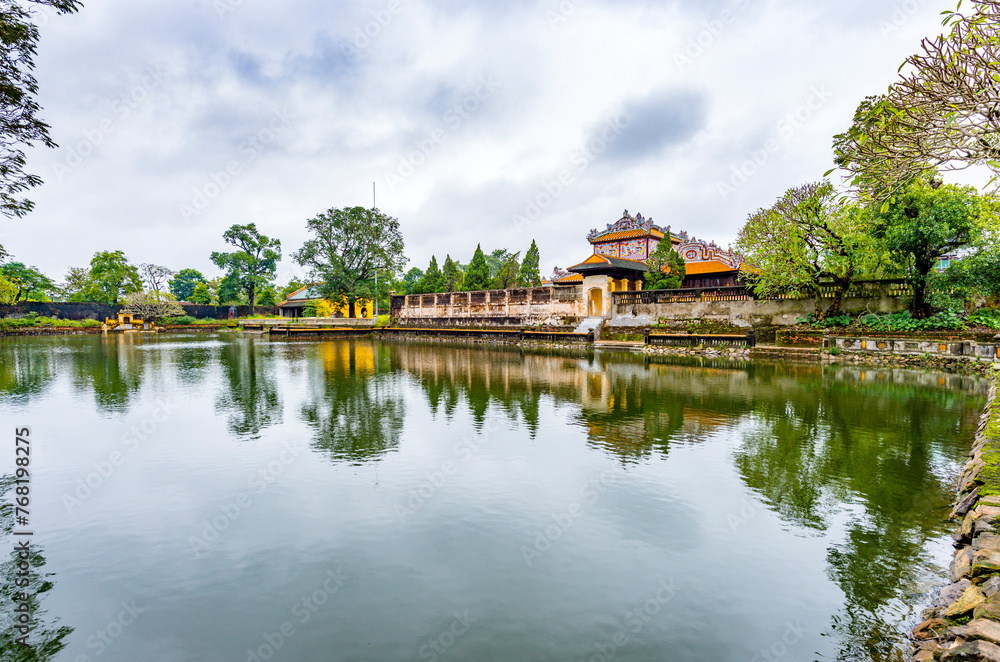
[
  {"xmin": 0, "ymin": 316, "xmax": 103, "ymax": 330},
  {"xmin": 977, "ymin": 383, "xmax": 1000, "ymax": 498}
]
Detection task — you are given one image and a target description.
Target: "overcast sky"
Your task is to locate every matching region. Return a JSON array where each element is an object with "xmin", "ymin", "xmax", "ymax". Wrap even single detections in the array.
[{"xmin": 2, "ymin": 0, "xmax": 953, "ymax": 284}]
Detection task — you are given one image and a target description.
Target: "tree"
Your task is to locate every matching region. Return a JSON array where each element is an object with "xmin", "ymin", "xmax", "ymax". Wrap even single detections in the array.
[
  {"xmin": 0, "ymin": 0, "xmax": 82, "ymax": 220},
  {"xmin": 0, "ymin": 261, "xmax": 55, "ymax": 301},
  {"xmin": 486, "ymin": 248, "xmax": 512, "ymax": 280},
  {"xmin": 643, "ymin": 241, "xmax": 686, "ymax": 291},
  {"xmin": 518, "ymin": 240, "xmax": 541, "ymax": 287},
  {"xmin": 210, "ymin": 223, "xmax": 281, "ymax": 314},
  {"xmin": 441, "ymin": 255, "xmax": 462, "ymax": 292},
  {"xmin": 139, "ymin": 263, "xmax": 174, "ymax": 300},
  {"xmin": 735, "ymin": 181, "xmax": 873, "ymax": 319},
  {"xmin": 121, "ymin": 291, "xmax": 184, "ymax": 323},
  {"xmin": 874, "ymin": 176, "xmax": 998, "ymax": 317},
  {"xmin": 292, "ymin": 206, "xmax": 407, "ymax": 310},
  {"xmin": 168, "ymin": 268, "xmax": 206, "ymax": 301},
  {"xmin": 461, "ymin": 244, "xmax": 491, "ymax": 291},
  {"xmin": 833, "ymin": 1, "xmax": 1000, "ymax": 198},
  {"xmin": 402, "ymin": 267, "xmax": 424, "ymax": 295},
  {"xmin": 188, "ymin": 282, "xmax": 212, "ymax": 304},
  {"xmin": 60, "ymin": 266, "xmax": 90, "ymax": 301},
  {"xmin": 215, "ymin": 273, "xmax": 244, "ymax": 305},
  {"xmin": 0, "ymin": 275, "xmax": 17, "ymax": 303},
  {"xmin": 279, "ymin": 279, "xmax": 307, "ymax": 300},
  {"xmin": 83, "ymin": 251, "xmax": 142, "ymax": 304},
  {"xmin": 419, "ymin": 256, "xmax": 442, "ymax": 294},
  {"xmin": 257, "ymin": 286, "xmax": 278, "ymax": 307},
  {"xmin": 492, "ymin": 251, "xmax": 521, "ymax": 289}
]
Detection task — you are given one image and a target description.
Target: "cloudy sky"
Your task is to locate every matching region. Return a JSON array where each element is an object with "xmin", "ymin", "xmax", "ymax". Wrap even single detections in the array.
[{"xmin": 3, "ymin": 0, "xmax": 952, "ymax": 284}]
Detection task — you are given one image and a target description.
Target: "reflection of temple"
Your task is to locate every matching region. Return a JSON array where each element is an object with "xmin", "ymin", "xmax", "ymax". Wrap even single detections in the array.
[{"xmin": 548, "ymin": 210, "xmax": 744, "ymax": 317}]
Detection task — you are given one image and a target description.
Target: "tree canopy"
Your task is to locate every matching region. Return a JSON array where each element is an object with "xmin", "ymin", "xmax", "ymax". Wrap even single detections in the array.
[
  {"xmin": 83, "ymin": 251, "xmax": 142, "ymax": 304},
  {"xmin": 491, "ymin": 251, "xmax": 521, "ymax": 289},
  {"xmin": 169, "ymin": 268, "xmax": 207, "ymax": 301},
  {"xmin": 643, "ymin": 241, "xmax": 686, "ymax": 291},
  {"xmin": 292, "ymin": 206, "xmax": 406, "ymax": 307},
  {"xmin": 462, "ymin": 245, "xmax": 491, "ymax": 291},
  {"xmin": 210, "ymin": 223, "xmax": 281, "ymax": 313},
  {"xmin": 518, "ymin": 240, "xmax": 541, "ymax": 287},
  {"xmin": 0, "ymin": 261, "xmax": 55, "ymax": 301},
  {"xmin": 441, "ymin": 255, "xmax": 462, "ymax": 292}
]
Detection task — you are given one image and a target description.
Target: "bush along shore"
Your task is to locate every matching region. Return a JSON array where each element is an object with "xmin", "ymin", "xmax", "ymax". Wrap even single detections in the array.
[{"xmin": 912, "ymin": 376, "xmax": 1000, "ymax": 660}]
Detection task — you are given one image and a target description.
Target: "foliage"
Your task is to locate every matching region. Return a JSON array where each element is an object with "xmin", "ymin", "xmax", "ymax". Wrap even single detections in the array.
[
  {"xmin": 519, "ymin": 240, "xmax": 542, "ymax": 287},
  {"xmin": 485, "ymin": 248, "xmax": 513, "ymax": 280},
  {"xmin": 302, "ymin": 301, "xmax": 317, "ymax": 317},
  {"xmin": 643, "ymin": 240, "xmax": 686, "ymax": 290},
  {"xmin": 0, "ymin": 275, "xmax": 16, "ymax": 303},
  {"xmin": 858, "ymin": 310, "xmax": 966, "ymax": 332},
  {"xmin": 462, "ymin": 244, "xmax": 491, "ymax": 291},
  {"xmin": 874, "ymin": 176, "xmax": 996, "ymax": 317},
  {"xmin": 83, "ymin": 250, "xmax": 142, "ymax": 304},
  {"xmin": 0, "ymin": 261, "xmax": 55, "ymax": 301},
  {"xmin": 188, "ymin": 281, "xmax": 212, "ymax": 304},
  {"xmin": 257, "ymin": 286, "xmax": 278, "ymax": 307},
  {"xmin": 0, "ymin": 0, "xmax": 82, "ymax": 219},
  {"xmin": 279, "ymin": 279, "xmax": 306, "ymax": 300},
  {"xmin": 168, "ymin": 268, "xmax": 207, "ymax": 301},
  {"xmin": 967, "ymin": 307, "xmax": 1000, "ymax": 329},
  {"xmin": 833, "ymin": 1, "xmax": 1000, "ymax": 197},
  {"xmin": 60, "ymin": 266, "xmax": 90, "ymax": 301},
  {"xmin": 796, "ymin": 313, "xmax": 854, "ymax": 328},
  {"xmin": 215, "ymin": 273, "xmax": 244, "ymax": 305},
  {"xmin": 292, "ymin": 206, "xmax": 406, "ymax": 310},
  {"xmin": 736, "ymin": 181, "xmax": 872, "ymax": 319},
  {"xmin": 0, "ymin": 315, "xmax": 101, "ymax": 330},
  {"xmin": 416, "ymin": 256, "xmax": 442, "ymax": 294},
  {"xmin": 163, "ymin": 315, "xmax": 197, "ymax": 325},
  {"xmin": 120, "ymin": 291, "xmax": 185, "ymax": 322},
  {"xmin": 402, "ymin": 268, "xmax": 423, "ymax": 295},
  {"xmin": 491, "ymin": 251, "xmax": 521, "ymax": 290},
  {"xmin": 441, "ymin": 255, "xmax": 462, "ymax": 292},
  {"xmin": 211, "ymin": 223, "xmax": 281, "ymax": 313},
  {"xmin": 139, "ymin": 263, "xmax": 173, "ymax": 298}
]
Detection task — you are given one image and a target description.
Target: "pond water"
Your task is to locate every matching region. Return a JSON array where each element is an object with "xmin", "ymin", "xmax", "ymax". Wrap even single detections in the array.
[{"xmin": 0, "ymin": 333, "xmax": 989, "ymax": 662}]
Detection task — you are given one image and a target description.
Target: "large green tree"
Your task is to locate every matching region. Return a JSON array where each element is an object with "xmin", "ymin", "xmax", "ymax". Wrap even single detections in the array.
[
  {"xmin": 874, "ymin": 177, "xmax": 998, "ymax": 317},
  {"xmin": 0, "ymin": 0, "xmax": 81, "ymax": 225},
  {"xmin": 168, "ymin": 268, "xmax": 207, "ymax": 301},
  {"xmin": 0, "ymin": 261, "xmax": 55, "ymax": 301},
  {"xmin": 84, "ymin": 251, "xmax": 142, "ymax": 304},
  {"xmin": 491, "ymin": 251, "xmax": 521, "ymax": 289},
  {"xmin": 518, "ymin": 240, "xmax": 541, "ymax": 287},
  {"xmin": 292, "ymin": 206, "xmax": 407, "ymax": 310},
  {"xmin": 461, "ymin": 244, "xmax": 491, "ymax": 291},
  {"xmin": 402, "ymin": 267, "xmax": 423, "ymax": 295},
  {"xmin": 735, "ymin": 181, "xmax": 873, "ymax": 319},
  {"xmin": 188, "ymin": 281, "xmax": 212, "ymax": 304},
  {"xmin": 60, "ymin": 266, "xmax": 90, "ymax": 301},
  {"xmin": 643, "ymin": 241, "xmax": 686, "ymax": 291},
  {"xmin": 210, "ymin": 223, "xmax": 281, "ymax": 314},
  {"xmin": 441, "ymin": 255, "xmax": 462, "ymax": 292},
  {"xmin": 418, "ymin": 256, "xmax": 442, "ymax": 294}
]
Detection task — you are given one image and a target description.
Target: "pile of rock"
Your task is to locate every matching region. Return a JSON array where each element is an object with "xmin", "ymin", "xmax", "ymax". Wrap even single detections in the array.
[{"xmin": 911, "ymin": 380, "xmax": 1000, "ymax": 660}]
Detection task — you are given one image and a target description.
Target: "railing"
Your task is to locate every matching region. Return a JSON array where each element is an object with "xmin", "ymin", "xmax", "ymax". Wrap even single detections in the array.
[
  {"xmin": 376, "ymin": 327, "xmax": 594, "ymax": 342},
  {"xmin": 613, "ymin": 279, "xmax": 913, "ymax": 306},
  {"xmin": 645, "ymin": 330, "xmax": 757, "ymax": 348}
]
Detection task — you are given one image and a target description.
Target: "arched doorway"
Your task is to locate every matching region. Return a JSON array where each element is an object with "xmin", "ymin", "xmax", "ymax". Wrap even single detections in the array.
[{"xmin": 588, "ymin": 288, "xmax": 603, "ymax": 316}]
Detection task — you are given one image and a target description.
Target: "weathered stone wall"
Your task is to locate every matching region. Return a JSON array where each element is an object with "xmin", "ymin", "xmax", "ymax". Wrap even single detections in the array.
[
  {"xmin": 391, "ymin": 286, "xmax": 585, "ymax": 326},
  {"xmin": 0, "ymin": 302, "xmax": 278, "ymax": 320},
  {"xmin": 910, "ymin": 376, "xmax": 1000, "ymax": 660},
  {"xmin": 610, "ymin": 296, "xmax": 909, "ymax": 328}
]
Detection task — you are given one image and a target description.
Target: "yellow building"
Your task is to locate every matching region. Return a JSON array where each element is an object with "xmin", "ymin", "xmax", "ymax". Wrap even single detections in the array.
[{"xmin": 277, "ymin": 285, "xmax": 375, "ymax": 319}]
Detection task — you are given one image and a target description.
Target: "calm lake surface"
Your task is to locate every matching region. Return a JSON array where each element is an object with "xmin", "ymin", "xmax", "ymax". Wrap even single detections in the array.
[{"xmin": 0, "ymin": 333, "xmax": 990, "ymax": 662}]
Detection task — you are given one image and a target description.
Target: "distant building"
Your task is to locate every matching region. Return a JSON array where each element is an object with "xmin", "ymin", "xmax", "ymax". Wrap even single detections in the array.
[
  {"xmin": 277, "ymin": 285, "xmax": 375, "ymax": 319},
  {"xmin": 554, "ymin": 210, "xmax": 744, "ymax": 317}
]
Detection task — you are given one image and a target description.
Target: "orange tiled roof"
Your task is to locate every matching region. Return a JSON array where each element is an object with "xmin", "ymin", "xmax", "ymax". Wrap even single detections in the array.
[
  {"xmin": 553, "ymin": 273, "xmax": 583, "ymax": 283},
  {"xmin": 590, "ymin": 228, "xmax": 665, "ymax": 242},
  {"xmin": 684, "ymin": 260, "xmax": 741, "ymax": 275}
]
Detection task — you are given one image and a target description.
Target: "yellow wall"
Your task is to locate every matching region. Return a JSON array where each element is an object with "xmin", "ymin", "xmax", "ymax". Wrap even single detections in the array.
[{"xmin": 314, "ymin": 298, "xmax": 375, "ymax": 319}]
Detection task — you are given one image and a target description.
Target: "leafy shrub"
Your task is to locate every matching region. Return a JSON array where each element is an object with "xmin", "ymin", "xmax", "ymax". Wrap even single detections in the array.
[
  {"xmin": 302, "ymin": 302, "xmax": 317, "ymax": 317},
  {"xmin": 828, "ymin": 347, "xmax": 842, "ymax": 356},
  {"xmin": 968, "ymin": 308, "xmax": 1000, "ymax": 330},
  {"xmin": 163, "ymin": 316, "xmax": 197, "ymax": 325}
]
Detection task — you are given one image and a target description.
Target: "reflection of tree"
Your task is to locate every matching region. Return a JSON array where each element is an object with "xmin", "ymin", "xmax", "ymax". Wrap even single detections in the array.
[
  {"xmin": 733, "ymin": 375, "xmax": 982, "ymax": 662},
  {"xmin": 300, "ymin": 342, "xmax": 405, "ymax": 463},
  {"xmin": 215, "ymin": 338, "xmax": 282, "ymax": 439},
  {"xmin": 0, "ymin": 341, "xmax": 56, "ymax": 401},
  {"xmin": 71, "ymin": 335, "xmax": 144, "ymax": 412},
  {"xmin": 0, "ymin": 476, "xmax": 72, "ymax": 661}
]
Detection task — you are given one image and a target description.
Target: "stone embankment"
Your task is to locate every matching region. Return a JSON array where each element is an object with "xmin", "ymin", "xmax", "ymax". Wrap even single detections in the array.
[{"xmin": 911, "ymin": 377, "xmax": 1000, "ymax": 660}]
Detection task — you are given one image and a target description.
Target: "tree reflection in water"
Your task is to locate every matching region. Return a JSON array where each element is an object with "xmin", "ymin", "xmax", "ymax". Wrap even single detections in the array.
[{"xmin": 214, "ymin": 337, "xmax": 282, "ymax": 439}]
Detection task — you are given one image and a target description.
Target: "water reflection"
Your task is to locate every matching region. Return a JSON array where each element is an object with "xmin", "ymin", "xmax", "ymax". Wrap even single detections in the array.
[
  {"xmin": 299, "ymin": 341, "xmax": 405, "ymax": 463},
  {"xmin": 214, "ymin": 338, "xmax": 282, "ymax": 439},
  {"xmin": 0, "ymin": 476, "xmax": 72, "ymax": 661}
]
